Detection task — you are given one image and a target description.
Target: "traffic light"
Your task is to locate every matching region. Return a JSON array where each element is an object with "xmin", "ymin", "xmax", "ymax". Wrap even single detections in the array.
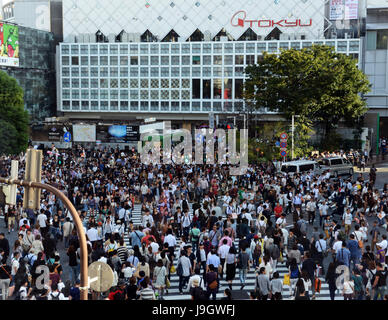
[
  {"xmin": 58, "ymin": 155, "xmax": 63, "ymax": 165},
  {"xmin": 23, "ymin": 149, "xmax": 42, "ymax": 210}
]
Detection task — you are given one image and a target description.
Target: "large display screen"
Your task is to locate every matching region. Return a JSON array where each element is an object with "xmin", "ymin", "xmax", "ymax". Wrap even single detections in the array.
[
  {"xmin": 73, "ymin": 124, "xmax": 96, "ymax": 142},
  {"xmin": 0, "ymin": 23, "xmax": 19, "ymax": 67},
  {"xmin": 97, "ymin": 125, "xmax": 139, "ymax": 143}
]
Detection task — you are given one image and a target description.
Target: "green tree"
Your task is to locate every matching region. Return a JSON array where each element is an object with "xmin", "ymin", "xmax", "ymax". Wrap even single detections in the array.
[
  {"xmin": 244, "ymin": 45, "xmax": 370, "ymax": 153},
  {"xmin": 0, "ymin": 70, "xmax": 29, "ymax": 155}
]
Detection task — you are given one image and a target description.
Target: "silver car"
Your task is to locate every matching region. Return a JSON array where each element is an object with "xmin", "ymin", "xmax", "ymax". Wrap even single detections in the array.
[{"xmin": 318, "ymin": 157, "xmax": 354, "ymax": 178}]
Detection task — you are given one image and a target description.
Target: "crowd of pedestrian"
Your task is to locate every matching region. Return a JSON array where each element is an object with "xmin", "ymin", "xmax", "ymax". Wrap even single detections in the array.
[{"xmin": 0, "ymin": 143, "xmax": 386, "ymax": 300}]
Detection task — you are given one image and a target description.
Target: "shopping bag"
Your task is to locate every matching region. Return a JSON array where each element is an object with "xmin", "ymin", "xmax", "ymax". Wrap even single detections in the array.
[{"xmin": 283, "ymin": 274, "xmax": 290, "ymax": 286}]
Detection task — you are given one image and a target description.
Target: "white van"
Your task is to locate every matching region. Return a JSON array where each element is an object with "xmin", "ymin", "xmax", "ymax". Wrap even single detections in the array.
[
  {"xmin": 280, "ymin": 160, "xmax": 321, "ymax": 175},
  {"xmin": 318, "ymin": 157, "xmax": 354, "ymax": 178}
]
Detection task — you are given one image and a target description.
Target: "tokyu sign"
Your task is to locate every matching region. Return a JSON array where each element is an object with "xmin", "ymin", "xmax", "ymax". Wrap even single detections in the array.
[{"xmin": 231, "ymin": 10, "xmax": 313, "ymax": 29}]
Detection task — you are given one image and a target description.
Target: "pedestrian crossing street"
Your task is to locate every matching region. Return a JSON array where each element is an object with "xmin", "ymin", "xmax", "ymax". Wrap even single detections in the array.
[{"xmin": 124, "ymin": 204, "xmax": 341, "ymax": 300}]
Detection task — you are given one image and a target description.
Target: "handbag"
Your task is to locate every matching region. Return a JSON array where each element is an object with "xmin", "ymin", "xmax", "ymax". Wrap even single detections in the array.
[
  {"xmin": 170, "ymin": 265, "xmax": 176, "ymax": 274},
  {"xmin": 208, "ymin": 279, "xmax": 218, "ymax": 290},
  {"xmin": 283, "ymin": 274, "xmax": 290, "ymax": 286},
  {"xmin": 165, "ymin": 277, "xmax": 171, "ymax": 288},
  {"xmin": 223, "ymin": 260, "xmax": 227, "ymax": 274},
  {"xmin": 354, "ymin": 233, "xmax": 363, "ymax": 249}
]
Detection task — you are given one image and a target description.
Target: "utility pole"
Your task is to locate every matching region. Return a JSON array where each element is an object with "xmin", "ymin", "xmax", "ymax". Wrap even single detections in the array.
[
  {"xmin": 23, "ymin": 149, "xmax": 43, "ymax": 210},
  {"xmin": 291, "ymin": 115, "xmax": 300, "ymax": 160}
]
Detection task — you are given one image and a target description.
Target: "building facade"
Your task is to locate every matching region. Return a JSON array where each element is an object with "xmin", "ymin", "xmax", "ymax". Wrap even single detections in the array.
[
  {"xmin": 55, "ymin": 0, "xmax": 367, "ymax": 132},
  {"xmin": 0, "ymin": 23, "xmax": 57, "ymax": 122}
]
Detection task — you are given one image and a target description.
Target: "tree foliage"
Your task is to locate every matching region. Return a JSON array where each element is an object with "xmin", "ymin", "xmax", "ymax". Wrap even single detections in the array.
[
  {"xmin": 0, "ymin": 70, "xmax": 29, "ymax": 155},
  {"xmin": 244, "ymin": 45, "xmax": 371, "ymax": 153}
]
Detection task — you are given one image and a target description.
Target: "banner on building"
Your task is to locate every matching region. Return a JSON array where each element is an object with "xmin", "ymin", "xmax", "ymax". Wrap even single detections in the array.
[
  {"xmin": 72, "ymin": 124, "xmax": 96, "ymax": 142},
  {"xmin": 330, "ymin": 0, "xmax": 345, "ymax": 20},
  {"xmin": 0, "ymin": 23, "xmax": 19, "ymax": 67},
  {"xmin": 344, "ymin": 0, "xmax": 358, "ymax": 20},
  {"xmin": 330, "ymin": 0, "xmax": 358, "ymax": 20}
]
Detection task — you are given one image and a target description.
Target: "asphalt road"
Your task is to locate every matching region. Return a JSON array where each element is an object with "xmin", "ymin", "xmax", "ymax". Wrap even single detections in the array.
[{"xmin": 1, "ymin": 162, "xmax": 388, "ymax": 289}]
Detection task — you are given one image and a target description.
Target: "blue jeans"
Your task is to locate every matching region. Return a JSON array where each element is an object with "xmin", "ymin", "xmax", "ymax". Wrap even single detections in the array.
[
  {"xmin": 69, "ymin": 265, "xmax": 80, "ymax": 285},
  {"xmin": 373, "ymin": 286, "xmax": 387, "ymax": 300},
  {"xmin": 239, "ymin": 268, "xmax": 247, "ymax": 285}
]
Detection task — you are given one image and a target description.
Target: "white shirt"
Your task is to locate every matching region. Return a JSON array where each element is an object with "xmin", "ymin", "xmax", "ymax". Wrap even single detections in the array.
[
  {"xmin": 48, "ymin": 292, "xmax": 67, "ymax": 300},
  {"xmin": 37, "ymin": 213, "xmax": 47, "ymax": 228},
  {"xmin": 164, "ymin": 234, "xmax": 176, "ymax": 247},
  {"xmin": 217, "ymin": 244, "xmax": 230, "ymax": 259},
  {"xmin": 332, "ymin": 240, "xmax": 343, "ymax": 253},
  {"xmin": 343, "ymin": 280, "xmax": 354, "ymax": 294},
  {"xmin": 343, "ymin": 212, "xmax": 352, "ymax": 225},
  {"xmin": 377, "ymin": 239, "xmax": 387, "ymax": 251},
  {"xmin": 87, "ymin": 228, "xmax": 98, "ymax": 242},
  {"xmin": 150, "ymin": 242, "xmax": 159, "ymax": 254}
]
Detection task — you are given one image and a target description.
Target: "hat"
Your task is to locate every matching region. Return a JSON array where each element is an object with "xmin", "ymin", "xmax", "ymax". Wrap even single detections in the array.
[{"xmin": 116, "ymin": 220, "xmax": 121, "ymax": 224}]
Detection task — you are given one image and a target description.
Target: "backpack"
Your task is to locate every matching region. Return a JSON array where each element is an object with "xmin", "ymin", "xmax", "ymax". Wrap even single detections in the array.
[
  {"xmin": 253, "ymin": 243, "xmax": 262, "ymax": 258},
  {"xmin": 190, "ymin": 286, "xmax": 207, "ymax": 301},
  {"xmin": 176, "ymin": 260, "xmax": 183, "ymax": 277},
  {"xmin": 50, "ymin": 293, "xmax": 60, "ymax": 300},
  {"xmin": 290, "ymin": 266, "xmax": 300, "ymax": 279}
]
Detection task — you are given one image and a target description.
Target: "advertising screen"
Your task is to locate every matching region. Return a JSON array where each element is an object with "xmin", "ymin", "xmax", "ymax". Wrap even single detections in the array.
[
  {"xmin": 0, "ymin": 23, "xmax": 20, "ymax": 67},
  {"xmin": 96, "ymin": 125, "xmax": 139, "ymax": 143},
  {"xmin": 73, "ymin": 124, "xmax": 96, "ymax": 142}
]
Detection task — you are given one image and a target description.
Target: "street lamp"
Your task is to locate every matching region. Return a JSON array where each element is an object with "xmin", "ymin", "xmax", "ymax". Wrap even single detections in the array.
[{"xmin": 291, "ymin": 114, "xmax": 301, "ymax": 160}]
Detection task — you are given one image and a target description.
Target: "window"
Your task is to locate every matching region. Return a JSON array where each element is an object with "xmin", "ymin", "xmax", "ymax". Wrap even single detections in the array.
[
  {"xmin": 367, "ymin": 31, "xmax": 377, "ymax": 50},
  {"xmin": 120, "ymin": 45, "xmax": 128, "ymax": 54},
  {"xmin": 120, "ymin": 79, "xmax": 128, "ymax": 87},
  {"xmin": 91, "ymin": 79, "xmax": 98, "ymax": 88},
  {"xmin": 101, "ymin": 90, "xmax": 108, "ymax": 99},
  {"xmin": 192, "ymin": 56, "xmax": 200, "ymax": 65},
  {"xmin": 100, "ymin": 56, "xmax": 108, "ymax": 65},
  {"xmin": 151, "ymin": 44, "xmax": 159, "ymax": 54},
  {"xmin": 110, "ymin": 91, "xmax": 118, "ymax": 99},
  {"xmin": 203, "ymin": 79, "xmax": 211, "ymax": 99},
  {"xmin": 182, "ymin": 56, "xmax": 190, "ymax": 65},
  {"xmin": 377, "ymin": 30, "xmax": 388, "ymax": 49},
  {"xmin": 130, "ymin": 68, "xmax": 139, "ymax": 77},
  {"xmin": 192, "ymin": 67, "xmax": 201, "ymax": 77},
  {"xmin": 246, "ymin": 55, "xmax": 255, "ymax": 65},
  {"xmin": 151, "ymin": 56, "xmax": 159, "ymax": 65},
  {"xmin": 120, "ymin": 101, "xmax": 129, "ymax": 110},
  {"xmin": 71, "ymin": 79, "xmax": 79, "ymax": 88},
  {"xmin": 151, "ymin": 79, "xmax": 159, "ymax": 88},
  {"xmin": 91, "ymin": 67, "xmax": 98, "ymax": 77},
  {"xmin": 235, "ymin": 55, "xmax": 244, "ymax": 65},
  {"xmin": 224, "ymin": 79, "xmax": 232, "ymax": 99},
  {"xmin": 224, "ymin": 55, "xmax": 233, "ymax": 65},
  {"xmin": 90, "ymin": 56, "xmax": 98, "ymax": 65},
  {"xmin": 120, "ymin": 56, "xmax": 128, "ymax": 65},
  {"xmin": 203, "ymin": 55, "xmax": 211, "ymax": 65},
  {"xmin": 130, "ymin": 57, "xmax": 138, "ymax": 65},
  {"xmin": 81, "ymin": 56, "xmax": 88, "ymax": 65},
  {"xmin": 100, "ymin": 101, "xmax": 108, "ymax": 110},
  {"xmin": 150, "ymin": 67, "xmax": 159, "ymax": 77},
  {"xmin": 161, "ymin": 56, "xmax": 169, "ymax": 65},
  {"xmin": 140, "ymin": 56, "xmax": 149, "ymax": 65},
  {"xmin": 161, "ymin": 79, "xmax": 169, "ymax": 88},
  {"xmin": 299, "ymin": 164, "xmax": 314, "ymax": 172},
  {"xmin": 91, "ymin": 90, "xmax": 99, "ymax": 99},
  {"xmin": 213, "ymin": 79, "xmax": 222, "ymax": 99},
  {"xmin": 71, "ymin": 67, "xmax": 79, "ymax": 77},
  {"xmin": 130, "ymin": 90, "xmax": 139, "ymax": 99},
  {"xmin": 330, "ymin": 159, "xmax": 343, "ymax": 166},
  {"xmin": 140, "ymin": 67, "xmax": 149, "ymax": 77},
  {"xmin": 192, "ymin": 79, "xmax": 200, "ymax": 99},
  {"xmin": 213, "ymin": 56, "xmax": 222, "ymax": 64},
  {"xmin": 161, "ymin": 67, "xmax": 169, "ymax": 77},
  {"xmin": 130, "ymin": 79, "xmax": 138, "ymax": 88},
  {"xmin": 110, "ymin": 56, "xmax": 118, "ymax": 65},
  {"xmin": 81, "ymin": 79, "xmax": 89, "ymax": 88},
  {"xmin": 110, "ymin": 45, "xmax": 118, "ymax": 54},
  {"xmin": 140, "ymin": 79, "xmax": 149, "ymax": 88},
  {"xmin": 235, "ymin": 79, "xmax": 243, "ymax": 99},
  {"xmin": 235, "ymin": 67, "xmax": 244, "ymax": 76},
  {"xmin": 91, "ymin": 101, "xmax": 99, "ymax": 110},
  {"xmin": 171, "ymin": 56, "xmax": 180, "ymax": 65},
  {"xmin": 182, "ymin": 79, "xmax": 190, "ymax": 88},
  {"xmin": 110, "ymin": 67, "xmax": 118, "ymax": 77},
  {"xmin": 62, "ymin": 56, "xmax": 69, "ymax": 65},
  {"xmin": 151, "ymin": 101, "xmax": 159, "ymax": 110},
  {"xmin": 224, "ymin": 67, "xmax": 233, "ymax": 77},
  {"xmin": 62, "ymin": 67, "xmax": 69, "ymax": 76},
  {"xmin": 81, "ymin": 67, "xmax": 89, "ymax": 77},
  {"xmin": 171, "ymin": 67, "xmax": 180, "ymax": 77},
  {"xmin": 213, "ymin": 67, "xmax": 222, "ymax": 77},
  {"xmin": 171, "ymin": 79, "xmax": 179, "ymax": 88},
  {"xmin": 161, "ymin": 101, "xmax": 169, "ymax": 111},
  {"xmin": 281, "ymin": 165, "xmax": 297, "ymax": 173},
  {"xmin": 100, "ymin": 79, "xmax": 108, "ymax": 88},
  {"xmin": 100, "ymin": 67, "xmax": 108, "ymax": 77},
  {"xmin": 131, "ymin": 101, "xmax": 139, "ymax": 110},
  {"xmin": 110, "ymin": 79, "xmax": 118, "ymax": 88},
  {"xmin": 120, "ymin": 67, "xmax": 128, "ymax": 77}
]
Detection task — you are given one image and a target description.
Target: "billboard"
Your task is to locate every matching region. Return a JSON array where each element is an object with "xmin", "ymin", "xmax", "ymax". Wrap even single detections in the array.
[
  {"xmin": 96, "ymin": 125, "xmax": 139, "ymax": 143},
  {"xmin": 72, "ymin": 124, "xmax": 96, "ymax": 142},
  {"xmin": 330, "ymin": 0, "xmax": 359, "ymax": 20},
  {"xmin": 0, "ymin": 23, "xmax": 20, "ymax": 67}
]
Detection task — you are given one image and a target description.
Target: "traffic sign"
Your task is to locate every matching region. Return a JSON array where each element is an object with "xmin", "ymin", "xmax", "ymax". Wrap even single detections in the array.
[
  {"xmin": 64, "ymin": 131, "xmax": 71, "ymax": 142},
  {"xmin": 280, "ymin": 133, "xmax": 288, "ymax": 140},
  {"xmin": 275, "ymin": 141, "xmax": 280, "ymax": 147},
  {"xmin": 280, "ymin": 147, "xmax": 287, "ymax": 151},
  {"xmin": 280, "ymin": 142, "xmax": 287, "ymax": 148},
  {"xmin": 280, "ymin": 150, "xmax": 287, "ymax": 157}
]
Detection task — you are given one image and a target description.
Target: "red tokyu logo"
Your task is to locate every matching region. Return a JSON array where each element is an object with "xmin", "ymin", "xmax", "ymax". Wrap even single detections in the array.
[{"xmin": 231, "ymin": 10, "xmax": 312, "ymax": 28}]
